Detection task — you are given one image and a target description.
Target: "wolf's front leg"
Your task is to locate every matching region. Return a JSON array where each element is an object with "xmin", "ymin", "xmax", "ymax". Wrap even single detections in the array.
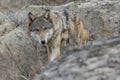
[
  {"xmin": 50, "ymin": 46, "xmax": 60, "ymax": 61},
  {"xmin": 46, "ymin": 45, "xmax": 50, "ymax": 62},
  {"xmin": 50, "ymin": 34, "xmax": 61, "ymax": 61}
]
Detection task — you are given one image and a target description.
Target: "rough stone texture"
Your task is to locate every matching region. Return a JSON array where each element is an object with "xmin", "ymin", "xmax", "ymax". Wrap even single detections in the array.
[
  {"xmin": 34, "ymin": 36, "xmax": 120, "ymax": 80},
  {"xmin": 0, "ymin": 0, "xmax": 79, "ymax": 11},
  {"xmin": 0, "ymin": 26, "xmax": 49, "ymax": 80},
  {"xmin": 0, "ymin": 0, "xmax": 120, "ymax": 80}
]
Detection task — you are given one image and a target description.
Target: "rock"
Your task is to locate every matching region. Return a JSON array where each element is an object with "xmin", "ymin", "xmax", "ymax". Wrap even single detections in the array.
[
  {"xmin": 0, "ymin": 27, "xmax": 48, "ymax": 80},
  {"xmin": 0, "ymin": 0, "xmax": 78, "ymax": 10},
  {"xmin": 34, "ymin": 36, "xmax": 120, "ymax": 80},
  {"xmin": 0, "ymin": 12, "xmax": 9, "ymax": 24}
]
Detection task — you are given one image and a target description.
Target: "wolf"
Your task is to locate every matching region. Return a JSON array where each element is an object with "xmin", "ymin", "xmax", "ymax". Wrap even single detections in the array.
[{"xmin": 28, "ymin": 10, "xmax": 90, "ymax": 61}]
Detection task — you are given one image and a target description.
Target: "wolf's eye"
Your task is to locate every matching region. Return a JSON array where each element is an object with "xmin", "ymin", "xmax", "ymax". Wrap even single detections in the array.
[
  {"xmin": 44, "ymin": 27, "xmax": 47, "ymax": 30},
  {"xmin": 36, "ymin": 29, "xmax": 39, "ymax": 31}
]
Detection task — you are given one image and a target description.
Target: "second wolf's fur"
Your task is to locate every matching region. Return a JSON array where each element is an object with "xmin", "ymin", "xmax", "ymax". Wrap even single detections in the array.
[{"xmin": 28, "ymin": 10, "xmax": 90, "ymax": 61}]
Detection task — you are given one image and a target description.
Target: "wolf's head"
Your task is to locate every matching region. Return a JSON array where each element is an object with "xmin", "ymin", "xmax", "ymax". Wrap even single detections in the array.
[{"xmin": 28, "ymin": 12, "xmax": 54, "ymax": 45}]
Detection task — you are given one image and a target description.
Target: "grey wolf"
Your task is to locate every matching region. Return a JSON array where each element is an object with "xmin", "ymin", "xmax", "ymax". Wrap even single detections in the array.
[{"xmin": 28, "ymin": 10, "xmax": 90, "ymax": 61}]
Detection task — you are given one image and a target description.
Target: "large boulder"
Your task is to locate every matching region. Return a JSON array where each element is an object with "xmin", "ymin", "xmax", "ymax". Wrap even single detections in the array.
[
  {"xmin": 0, "ymin": 26, "xmax": 48, "ymax": 80},
  {"xmin": 34, "ymin": 36, "xmax": 120, "ymax": 80}
]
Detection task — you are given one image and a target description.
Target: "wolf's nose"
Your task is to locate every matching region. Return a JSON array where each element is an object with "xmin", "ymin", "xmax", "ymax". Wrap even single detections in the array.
[{"xmin": 41, "ymin": 40, "xmax": 46, "ymax": 44}]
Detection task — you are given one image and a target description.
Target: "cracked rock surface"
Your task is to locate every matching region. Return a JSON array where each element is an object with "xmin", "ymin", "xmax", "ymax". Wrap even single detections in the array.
[{"xmin": 34, "ymin": 37, "xmax": 120, "ymax": 80}]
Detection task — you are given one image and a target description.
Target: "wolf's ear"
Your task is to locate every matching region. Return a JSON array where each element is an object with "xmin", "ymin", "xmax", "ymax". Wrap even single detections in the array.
[
  {"xmin": 28, "ymin": 12, "xmax": 35, "ymax": 22},
  {"xmin": 47, "ymin": 12, "xmax": 53, "ymax": 23},
  {"xmin": 42, "ymin": 8, "xmax": 50, "ymax": 19}
]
